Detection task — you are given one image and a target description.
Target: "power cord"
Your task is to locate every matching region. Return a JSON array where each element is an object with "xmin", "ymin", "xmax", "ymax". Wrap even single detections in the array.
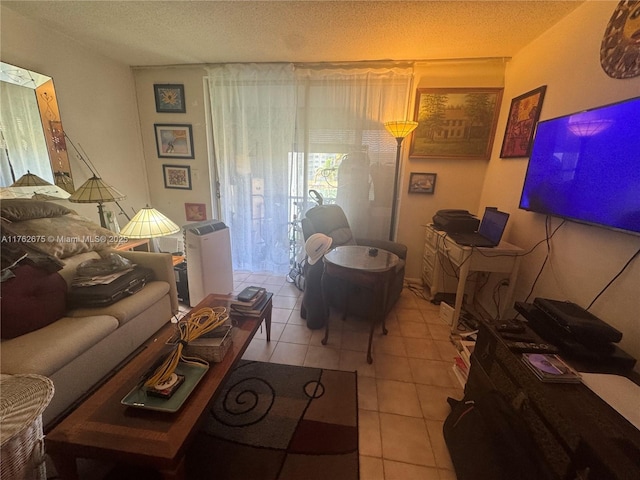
[
  {"xmin": 143, "ymin": 306, "xmax": 228, "ymax": 388},
  {"xmin": 586, "ymin": 245, "xmax": 640, "ymax": 310}
]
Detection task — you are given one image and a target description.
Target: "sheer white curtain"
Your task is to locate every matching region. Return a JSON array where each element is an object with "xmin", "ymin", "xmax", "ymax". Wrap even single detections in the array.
[
  {"xmin": 205, "ymin": 63, "xmax": 413, "ymax": 274},
  {"xmin": 206, "ymin": 64, "xmax": 297, "ymax": 272},
  {"xmin": 294, "ymin": 65, "xmax": 413, "ymax": 239}
]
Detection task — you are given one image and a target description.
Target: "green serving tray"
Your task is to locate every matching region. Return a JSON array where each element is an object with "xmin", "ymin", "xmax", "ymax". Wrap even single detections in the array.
[{"xmin": 121, "ymin": 362, "xmax": 208, "ymax": 413}]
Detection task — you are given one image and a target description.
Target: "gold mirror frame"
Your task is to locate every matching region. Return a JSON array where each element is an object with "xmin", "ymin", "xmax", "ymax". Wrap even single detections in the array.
[{"xmin": 0, "ymin": 62, "xmax": 74, "ymax": 192}]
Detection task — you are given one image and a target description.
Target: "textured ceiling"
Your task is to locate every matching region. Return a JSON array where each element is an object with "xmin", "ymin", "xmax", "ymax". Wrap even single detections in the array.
[{"xmin": 3, "ymin": 1, "xmax": 586, "ymax": 66}]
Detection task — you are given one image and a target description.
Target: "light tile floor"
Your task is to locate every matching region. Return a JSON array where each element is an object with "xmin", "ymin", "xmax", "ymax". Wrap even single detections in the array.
[{"xmin": 232, "ymin": 271, "xmax": 462, "ymax": 480}]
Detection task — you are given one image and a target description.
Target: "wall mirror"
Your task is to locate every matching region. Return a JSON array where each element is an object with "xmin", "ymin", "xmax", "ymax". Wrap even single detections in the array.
[{"xmin": 0, "ymin": 61, "xmax": 75, "ymax": 193}]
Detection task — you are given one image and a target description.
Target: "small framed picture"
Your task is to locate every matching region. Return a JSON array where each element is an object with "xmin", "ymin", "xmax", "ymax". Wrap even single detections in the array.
[
  {"xmin": 163, "ymin": 164, "xmax": 192, "ymax": 190},
  {"xmin": 154, "ymin": 124, "xmax": 194, "ymax": 159},
  {"xmin": 500, "ymin": 85, "xmax": 547, "ymax": 158},
  {"xmin": 185, "ymin": 202, "xmax": 206, "ymax": 221},
  {"xmin": 408, "ymin": 172, "xmax": 437, "ymax": 194},
  {"xmin": 154, "ymin": 84, "xmax": 186, "ymax": 113}
]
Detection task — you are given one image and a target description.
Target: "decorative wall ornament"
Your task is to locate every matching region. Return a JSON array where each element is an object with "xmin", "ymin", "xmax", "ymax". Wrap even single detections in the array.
[
  {"xmin": 500, "ymin": 86, "xmax": 547, "ymax": 158},
  {"xmin": 600, "ymin": 1, "xmax": 640, "ymax": 79}
]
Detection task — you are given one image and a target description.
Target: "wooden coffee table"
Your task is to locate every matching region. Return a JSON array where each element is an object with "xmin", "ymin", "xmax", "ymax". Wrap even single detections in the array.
[{"xmin": 46, "ymin": 293, "xmax": 272, "ymax": 480}]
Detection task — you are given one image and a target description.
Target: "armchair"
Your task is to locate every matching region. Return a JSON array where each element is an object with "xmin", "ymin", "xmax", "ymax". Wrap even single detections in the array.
[{"xmin": 300, "ymin": 204, "xmax": 407, "ymax": 325}]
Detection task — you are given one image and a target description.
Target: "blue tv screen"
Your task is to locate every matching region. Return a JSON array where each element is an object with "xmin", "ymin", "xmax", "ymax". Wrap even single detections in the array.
[{"xmin": 519, "ymin": 96, "xmax": 640, "ymax": 235}]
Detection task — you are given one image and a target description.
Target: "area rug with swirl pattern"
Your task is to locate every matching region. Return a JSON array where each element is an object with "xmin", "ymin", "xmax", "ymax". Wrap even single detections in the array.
[{"xmin": 186, "ymin": 360, "xmax": 359, "ymax": 480}]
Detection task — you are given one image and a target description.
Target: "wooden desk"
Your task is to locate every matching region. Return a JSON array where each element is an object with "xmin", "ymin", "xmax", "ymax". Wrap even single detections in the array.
[
  {"xmin": 46, "ymin": 293, "xmax": 272, "ymax": 480},
  {"xmin": 422, "ymin": 224, "xmax": 523, "ymax": 330},
  {"xmin": 115, "ymin": 238, "xmax": 150, "ymax": 252},
  {"xmin": 321, "ymin": 245, "xmax": 398, "ymax": 364}
]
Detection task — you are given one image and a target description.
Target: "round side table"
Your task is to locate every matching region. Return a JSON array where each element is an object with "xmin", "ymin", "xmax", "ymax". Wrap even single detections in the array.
[{"xmin": 321, "ymin": 245, "xmax": 399, "ymax": 363}]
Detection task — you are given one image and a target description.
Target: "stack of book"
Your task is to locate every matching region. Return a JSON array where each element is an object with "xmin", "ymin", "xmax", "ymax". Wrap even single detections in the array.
[
  {"xmin": 230, "ymin": 287, "xmax": 270, "ymax": 317},
  {"xmin": 521, "ymin": 353, "xmax": 582, "ymax": 383},
  {"xmin": 451, "ymin": 339, "xmax": 475, "ymax": 387}
]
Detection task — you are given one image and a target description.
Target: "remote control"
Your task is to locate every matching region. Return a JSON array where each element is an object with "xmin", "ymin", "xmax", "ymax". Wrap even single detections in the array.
[
  {"xmin": 505, "ymin": 341, "xmax": 559, "ymax": 354},
  {"xmin": 496, "ymin": 321, "xmax": 526, "ymax": 333}
]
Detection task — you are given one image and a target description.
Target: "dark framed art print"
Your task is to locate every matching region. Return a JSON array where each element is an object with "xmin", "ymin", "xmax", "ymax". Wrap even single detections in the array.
[
  {"xmin": 500, "ymin": 85, "xmax": 547, "ymax": 158},
  {"xmin": 154, "ymin": 124, "xmax": 194, "ymax": 159},
  {"xmin": 408, "ymin": 172, "xmax": 437, "ymax": 194},
  {"xmin": 154, "ymin": 84, "xmax": 186, "ymax": 113},
  {"xmin": 163, "ymin": 164, "xmax": 192, "ymax": 190}
]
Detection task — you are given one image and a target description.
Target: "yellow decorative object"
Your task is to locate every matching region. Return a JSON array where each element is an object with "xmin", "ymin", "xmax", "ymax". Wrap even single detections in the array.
[{"xmin": 143, "ymin": 306, "xmax": 229, "ymax": 388}]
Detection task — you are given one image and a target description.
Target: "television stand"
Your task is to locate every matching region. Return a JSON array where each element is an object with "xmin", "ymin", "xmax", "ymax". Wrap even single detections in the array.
[{"xmin": 465, "ymin": 319, "xmax": 640, "ymax": 479}]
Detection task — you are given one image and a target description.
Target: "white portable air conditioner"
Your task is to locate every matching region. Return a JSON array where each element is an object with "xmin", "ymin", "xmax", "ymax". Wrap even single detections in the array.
[{"xmin": 184, "ymin": 220, "xmax": 233, "ymax": 306}]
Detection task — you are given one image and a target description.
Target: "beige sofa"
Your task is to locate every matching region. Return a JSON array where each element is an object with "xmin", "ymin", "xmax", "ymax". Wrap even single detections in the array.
[{"xmin": 0, "ymin": 200, "xmax": 178, "ymax": 427}]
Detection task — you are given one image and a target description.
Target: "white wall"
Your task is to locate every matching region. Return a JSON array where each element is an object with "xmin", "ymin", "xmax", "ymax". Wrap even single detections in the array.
[
  {"xmin": 132, "ymin": 67, "xmax": 213, "ymax": 228},
  {"xmin": 478, "ymin": 1, "xmax": 640, "ymax": 367},
  {"xmin": 1, "ymin": 5, "xmax": 149, "ymax": 227},
  {"xmin": 397, "ymin": 59, "xmax": 506, "ymax": 280}
]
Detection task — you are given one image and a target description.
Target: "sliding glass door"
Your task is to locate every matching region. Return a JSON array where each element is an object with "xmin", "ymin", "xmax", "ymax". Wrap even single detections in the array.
[{"xmin": 206, "ymin": 63, "xmax": 412, "ymax": 274}]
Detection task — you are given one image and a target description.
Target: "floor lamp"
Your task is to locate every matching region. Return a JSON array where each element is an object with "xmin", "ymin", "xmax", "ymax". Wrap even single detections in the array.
[
  {"xmin": 68, "ymin": 175, "xmax": 126, "ymax": 228},
  {"xmin": 384, "ymin": 120, "xmax": 418, "ymax": 241}
]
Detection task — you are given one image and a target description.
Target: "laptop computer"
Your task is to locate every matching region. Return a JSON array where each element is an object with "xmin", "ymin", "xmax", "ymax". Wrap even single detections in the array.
[{"xmin": 447, "ymin": 208, "xmax": 510, "ymax": 247}]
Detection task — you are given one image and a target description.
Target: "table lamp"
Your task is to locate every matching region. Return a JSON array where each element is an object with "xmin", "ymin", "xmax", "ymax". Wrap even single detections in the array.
[
  {"xmin": 68, "ymin": 175, "xmax": 126, "ymax": 228},
  {"xmin": 384, "ymin": 120, "xmax": 418, "ymax": 240},
  {"xmin": 119, "ymin": 206, "xmax": 180, "ymax": 251}
]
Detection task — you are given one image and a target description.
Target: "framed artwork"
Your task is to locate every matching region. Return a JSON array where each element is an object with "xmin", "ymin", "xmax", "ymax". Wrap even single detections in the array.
[
  {"xmin": 500, "ymin": 86, "xmax": 547, "ymax": 158},
  {"xmin": 410, "ymin": 88, "xmax": 503, "ymax": 160},
  {"xmin": 185, "ymin": 202, "xmax": 206, "ymax": 221},
  {"xmin": 154, "ymin": 124, "xmax": 194, "ymax": 159},
  {"xmin": 163, "ymin": 164, "xmax": 192, "ymax": 190},
  {"xmin": 154, "ymin": 84, "xmax": 186, "ymax": 113},
  {"xmin": 408, "ymin": 172, "xmax": 437, "ymax": 194}
]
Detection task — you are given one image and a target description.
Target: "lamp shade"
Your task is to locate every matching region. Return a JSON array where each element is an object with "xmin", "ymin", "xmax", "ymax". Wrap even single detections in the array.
[
  {"xmin": 11, "ymin": 171, "xmax": 52, "ymax": 187},
  {"xmin": 0, "ymin": 185, "xmax": 71, "ymax": 200},
  {"xmin": 68, "ymin": 175, "xmax": 125, "ymax": 204},
  {"xmin": 119, "ymin": 206, "xmax": 180, "ymax": 239},
  {"xmin": 384, "ymin": 120, "xmax": 419, "ymax": 139}
]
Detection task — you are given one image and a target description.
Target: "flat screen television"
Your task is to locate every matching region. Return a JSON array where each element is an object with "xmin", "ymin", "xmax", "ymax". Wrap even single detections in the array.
[{"xmin": 519, "ymin": 96, "xmax": 640, "ymax": 235}]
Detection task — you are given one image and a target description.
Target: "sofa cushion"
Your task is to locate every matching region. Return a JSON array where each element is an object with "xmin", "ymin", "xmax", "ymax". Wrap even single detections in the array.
[
  {"xmin": 67, "ymin": 281, "xmax": 171, "ymax": 327},
  {"xmin": 0, "ymin": 264, "xmax": 68, "ymax": 339},
  {"xmin": 0, "ymin": 315, "xmax": 119, "ymax": 376}
]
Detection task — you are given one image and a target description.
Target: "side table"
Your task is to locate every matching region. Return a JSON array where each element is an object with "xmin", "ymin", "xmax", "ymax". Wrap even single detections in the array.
[
  {"xmin": 0, "ymin": 374, "xmax": 54, "ymax": 480},
  {"xmin": 321, "ymin": 245, "xmax": 399, "ymax": 363}
]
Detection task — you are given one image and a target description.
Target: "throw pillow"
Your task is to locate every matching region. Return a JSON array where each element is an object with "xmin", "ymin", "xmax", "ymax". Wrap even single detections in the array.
[
  {"xmin": 0, "ymin": 199, "xmax": 75, "ymax": 222},
  {"xmin": 0, "ymin": 264, "xmax": 68, "ymax": 339},
  {"xmin": 6, "ymin": 214, "xmax": 118, "ymax": 259}
]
